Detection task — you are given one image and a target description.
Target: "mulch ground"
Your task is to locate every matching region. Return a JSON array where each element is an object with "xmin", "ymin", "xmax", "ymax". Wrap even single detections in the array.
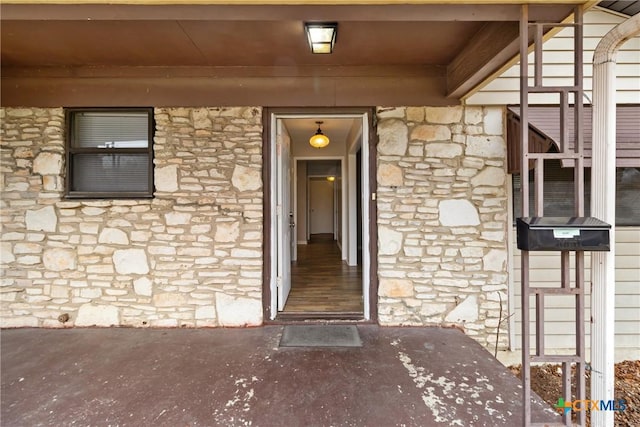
[{"xmin": 509, "ymin": 360, "xmax": 640, "ymax": 426}]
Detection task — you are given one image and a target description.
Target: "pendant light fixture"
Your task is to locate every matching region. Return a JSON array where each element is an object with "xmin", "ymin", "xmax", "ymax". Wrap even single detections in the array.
[{"xmin": 309, "ymin": 121, "xmax": 330, "ymax": 149}]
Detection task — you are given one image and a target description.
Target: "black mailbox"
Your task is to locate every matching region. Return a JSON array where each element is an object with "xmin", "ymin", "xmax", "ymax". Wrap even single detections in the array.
[{"xmin": 517, "ymin": 217, "xmax": 611, "ymax": 251}]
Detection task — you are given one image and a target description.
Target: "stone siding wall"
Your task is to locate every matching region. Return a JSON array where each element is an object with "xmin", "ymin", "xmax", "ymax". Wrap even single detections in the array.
[
  {"xmin": 0, "ymin": 107, "xmax": 264, "ymax": 328},
  {"xmin": 376, "ymin": 106, "xmax": 509, "ymax": 350},
  {"xmin": 1, "ymin": 105, "xmax": 510, "ymax": 351}
]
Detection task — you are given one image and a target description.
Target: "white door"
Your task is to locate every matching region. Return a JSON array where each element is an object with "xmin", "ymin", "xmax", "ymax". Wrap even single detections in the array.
[
  {"xmin": 276, "ymin": 119, "xmax": 292, "ymax": 311},
  {"xmin": 309, "ymin": 179, "xmax": 335, "ymax": 235}
]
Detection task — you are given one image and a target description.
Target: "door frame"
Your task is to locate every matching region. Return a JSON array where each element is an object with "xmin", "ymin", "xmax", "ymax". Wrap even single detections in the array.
[{"xmin": 262, "ymin": 107, "xmax": 378, "ymax": 322}]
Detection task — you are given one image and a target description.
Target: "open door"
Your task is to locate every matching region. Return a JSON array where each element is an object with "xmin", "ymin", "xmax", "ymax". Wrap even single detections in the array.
[
  {"xmin": 266, "ymin": 110, "xmax": 375, "ymax": 321},
  {"xmin": 276, "ymin": 119, "xmax": 292, "ymax": 311}
]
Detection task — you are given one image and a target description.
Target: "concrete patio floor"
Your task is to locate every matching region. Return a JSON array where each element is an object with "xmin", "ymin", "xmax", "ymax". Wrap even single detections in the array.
[{"xmin": 1, "ymin": 326, "xmax": 559, "ymax": 426}]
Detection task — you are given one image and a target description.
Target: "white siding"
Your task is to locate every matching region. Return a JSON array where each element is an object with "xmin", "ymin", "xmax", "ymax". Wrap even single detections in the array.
[
  {"xmin": 511, "ymin": 227, "xmax": 640, "ymax": 358},
  {"xmin": 466, "ymin": 8, "xmax": 640, "ymax": 105}
]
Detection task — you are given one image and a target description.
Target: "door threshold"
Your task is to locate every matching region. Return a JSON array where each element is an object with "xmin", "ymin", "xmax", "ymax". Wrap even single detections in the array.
[{"xmin": 273, "ymin": 312, "xmax": 368, "ymax": 323}]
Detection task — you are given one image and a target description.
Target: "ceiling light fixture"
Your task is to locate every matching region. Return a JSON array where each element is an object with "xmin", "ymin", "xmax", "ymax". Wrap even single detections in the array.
[
  {"xmin": 309, "ymin": 121, "xmax": 330, "ymax": 149},
  {"xmin": 304, "ymin": 22, "xmax": 337, "ymax": 54}
]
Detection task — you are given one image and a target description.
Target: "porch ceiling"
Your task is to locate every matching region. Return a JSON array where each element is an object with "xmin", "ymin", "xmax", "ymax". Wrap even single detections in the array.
[
  {"xmin": 0, "ymin": 3, "xmax": 581, "ymax": 106},
  {"xmin": 1, "ymin": 20, "xmax": 482, "ymax": 68}
]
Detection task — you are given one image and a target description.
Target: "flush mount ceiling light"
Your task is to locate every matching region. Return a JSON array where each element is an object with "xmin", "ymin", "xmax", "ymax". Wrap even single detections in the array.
[
  {"xmin": 305, "ymin": 22, "xmax": 337, "ymax": 54},
  {"xmin": 309, "ymin": 121, "xmax": 330, "ymax": 149}
]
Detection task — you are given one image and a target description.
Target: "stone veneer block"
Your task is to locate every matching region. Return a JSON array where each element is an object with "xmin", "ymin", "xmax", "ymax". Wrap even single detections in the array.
[
  {"xmin": 1, "ymin": 317, "xmax": 39, "ymax": 328},
  {"xmin": 411, "ymin": 125, "xmax": 451, "ymax": 142},
  {"xmin": 98, "ymin": 228, "xmax": 129, "ymax": 245},
  {"xmin": 165, "ymin": 212, "xmax": 191, "ymax": 226},
  {"xmin": 464, "ymin": 107, "xmax": 484, "ymax": 125},
  {"xmin": 215, "ymin": 221, "xmax": 240, "ymax": 243},
  {"xmin": 465, "ymin": 136, "xmax": 506, "ymax": 158},
  {"xmin": 153, "ymin": 292, "xmax": 187, "ymax": 307},
  {"xmin": 471, "ymin": 166, "xmax": 505, "ymax": 187},
  {"xmin": 155, "ymin": 165, "xmax": 179, "ymax": 192},
  {"xmin": 377, "ymin": 119, "xmax": 408, "ymax": 155},
  {"xmin": 133, "ymin": 277, "xmax": 153, "ymax": 296},
  {"xmin": 75, "ymin": 303, "xmax": 119, "ymax": 327},
  {"xmin": 378, "ymin": 226, "xmax": 403, "ymax": 255},
  {"xmin": 231, "ymin": 165, "xmax": 261, "ymax": 192},
  {"xmin": 25, "ymin": 206, "xmax": 57, "ymax": 232},
  {"xmin": 216, "ymin": 293, "xmax": 262, "ymax": 327},
  {"xmin": 405, "ymin": 107, "xmax": 425, "ymax": 122},
  {"xmin": 33, "ymin": 152, "xmax": 63, "ymax": 175},
  {"xmin": 195, "ymin": 305, "xmax": 216, "ymax": 320},
  {"xmin": 420, "ymin": 303, "xmax": 448, "ymax": 318},
  {"xmin": 425, "ymin": 106, "xmax": 463, "ymax": 124},
  {"xmin": 379, "ymin": 278, "xmax": 414, "ymax": 298},
  {"xmin": 438, "ymin": 200, "xmax": 480, "ymax": 226},
  {"xmin": 113, "ymin": 249, "xmax": 149, "ymax": 275},
  {"xmin": 484, "ymin": 107, "xmax": 504, "ymax": 135},
  {"xmin": 42, "ymin": 248, "xmax": 76, "ymax": 271},
  {"xmin": 444, "ymin": 295, "xmax": 479, "ymax": 323},
  {"xmin": 1, "ymin": 242, "xmax": 16, "ymax": 263},
  {"xmin": 483, "ymin": 249, "xmax": 507, "ymax": 272},
  {"xmin": 376, "ymin": 106, "xmax": 405, "ymax": 119},
  {"xmin": 425, "ymin": 142, "xmax": 462, "ymax": 159},
  {"xmin": 377, "ymin": 164, "xmax": 403, "ymax": 187}
]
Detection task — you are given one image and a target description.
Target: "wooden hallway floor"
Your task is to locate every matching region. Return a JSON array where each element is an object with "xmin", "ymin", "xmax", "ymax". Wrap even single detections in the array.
[{"xmin": 282, "ymin": 234, "xmax": 363, "ymax": 315}]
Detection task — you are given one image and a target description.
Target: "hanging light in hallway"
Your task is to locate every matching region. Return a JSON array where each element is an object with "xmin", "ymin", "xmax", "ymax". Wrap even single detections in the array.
[{"xmin": 309, "ymin": 121, "xmax": 330, "ymax": 149}]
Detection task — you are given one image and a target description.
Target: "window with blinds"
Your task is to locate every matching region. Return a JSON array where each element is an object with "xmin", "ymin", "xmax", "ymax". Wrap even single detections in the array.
[
  {"xmin": 66, "ymin": 108, "xmax": 154, "ymax": 198},
  {"xmin": 513, "ymin": 160, "xmax": 640, "ymax": 226}
]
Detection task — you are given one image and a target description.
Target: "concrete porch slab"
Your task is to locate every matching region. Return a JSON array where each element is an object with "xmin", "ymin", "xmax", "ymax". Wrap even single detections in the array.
[{"xmin": 1, "ymin": 326, "xmax": 559, "ymax": 426}]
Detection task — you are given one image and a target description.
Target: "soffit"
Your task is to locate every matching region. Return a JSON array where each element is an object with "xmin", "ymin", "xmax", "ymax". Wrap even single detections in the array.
[
  {"xmin": 0, "ymin": 20, "xmax": 481, "ymax": 68},
  {"xmin": 0, "ymin": 2, "xmax": 582, "ymax": 102},
  {"xmin": 597, "ymin": 1, "xmax": 640, "ymax": 17}
]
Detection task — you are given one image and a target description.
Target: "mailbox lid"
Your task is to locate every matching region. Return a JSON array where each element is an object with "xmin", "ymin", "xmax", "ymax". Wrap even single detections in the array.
[{"xmin": 517, "ymin": 216, "xmax": 611, "ymax": 230}]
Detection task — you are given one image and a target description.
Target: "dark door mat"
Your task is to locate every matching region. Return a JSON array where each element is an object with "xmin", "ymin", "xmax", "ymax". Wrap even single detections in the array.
[{"xmin": 279, "ymin": 325, "xmax": 362, "ymax": 348}]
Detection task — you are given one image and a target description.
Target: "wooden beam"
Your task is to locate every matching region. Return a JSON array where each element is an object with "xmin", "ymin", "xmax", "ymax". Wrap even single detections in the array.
[
  {"xmin": 0, "ymin": 3, "xmax": 577, "ymax": 22},
  {"xmin": 0, "ymin": 65, "xmax": 442, "ymax": 79},
  {"xmin": 1, "ymin": 72, "xmax": 452, "ymax": 107},
  {"xmin": 0, "ymin": 0, "xmax": 591, "ymax": 5},
  {"xmin": 446, "ymin": 21, "xmax": 519, "ymax": 99}
]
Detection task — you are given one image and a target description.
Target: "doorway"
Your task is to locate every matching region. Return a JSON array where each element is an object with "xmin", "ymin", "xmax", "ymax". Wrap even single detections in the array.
[
  {"xmin": 264, "ymin": 109, "xmax": 376, "ymax": 321},
  {"xmin": 309, "ymin": 177, "xmax": 335, "ymax": 236}
]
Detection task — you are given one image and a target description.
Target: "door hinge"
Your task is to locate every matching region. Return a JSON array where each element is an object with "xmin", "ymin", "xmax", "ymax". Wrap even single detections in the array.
[
  {"xmin": 276, "ymin": 276, "xmax": 282, "ymax": 288},
  {"xmin": 276, "ymin": 204, "xmax": 282, "ymax": 217}
]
